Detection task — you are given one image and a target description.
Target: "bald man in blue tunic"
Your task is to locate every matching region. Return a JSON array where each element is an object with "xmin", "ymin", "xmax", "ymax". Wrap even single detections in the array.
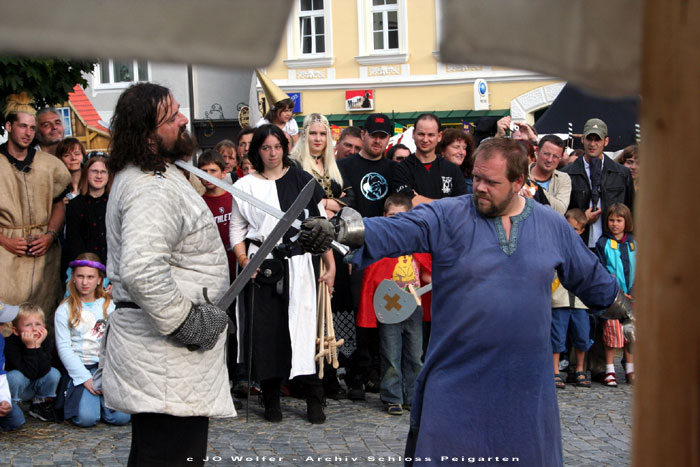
[{"xmin": 300, "ymin": 137, "xmax": 634, "ymax": 467}]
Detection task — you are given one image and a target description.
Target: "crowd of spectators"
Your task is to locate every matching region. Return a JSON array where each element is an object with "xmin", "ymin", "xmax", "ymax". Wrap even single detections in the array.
[{"xmin": 1, "ymin": 87, "xmax": 638, "ymax": 434}]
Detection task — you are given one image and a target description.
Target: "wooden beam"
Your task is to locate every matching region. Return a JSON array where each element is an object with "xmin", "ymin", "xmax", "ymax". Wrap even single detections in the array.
[{"xmin": 633, "ymin": 0, "xmax": 700, "ymax": 466}]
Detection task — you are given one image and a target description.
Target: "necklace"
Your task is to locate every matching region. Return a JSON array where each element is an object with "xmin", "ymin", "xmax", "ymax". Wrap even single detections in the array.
[
  {"xmin": 260, "ymin": 166, "xmax": 289, "ymax": 180},
  {"xmin": 311, "ymin": 154, "xmax": 323, "ymax": 162}
]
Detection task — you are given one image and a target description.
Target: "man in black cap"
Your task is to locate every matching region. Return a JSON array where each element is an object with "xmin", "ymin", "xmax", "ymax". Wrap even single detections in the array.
[
  {"xmin": 337, "ymin": 114, "xmax": 395, "ymax": 218},
  {"xmin": 562, "ymin": 118, "xmax": 634, "ymax": 247},
  {"xmin": 336, "ymin": 113, "xmax": 395, "ymax": 400}
]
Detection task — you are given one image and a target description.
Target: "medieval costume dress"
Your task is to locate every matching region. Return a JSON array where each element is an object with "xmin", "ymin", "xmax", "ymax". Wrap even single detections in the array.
[
  {"xmin": 229, "ymin": 167, "xmax": 325, "ymax": 382},
  {"xmin": 352, "ymin": 196, "xmax": 619, "ymax": 467},
  {"xmin": 0, "ymin": 145, "xmax": 71, "ymax": 315}
]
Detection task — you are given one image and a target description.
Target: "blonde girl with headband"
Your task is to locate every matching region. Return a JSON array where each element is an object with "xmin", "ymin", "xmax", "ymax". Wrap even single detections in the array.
[
  {"xmin": 291, "ymin": 113, "xmax": 353, "ymax": 218},
  {"xmin": 54, "ymin": 252, "xmax": 129, "ymax": 427}
]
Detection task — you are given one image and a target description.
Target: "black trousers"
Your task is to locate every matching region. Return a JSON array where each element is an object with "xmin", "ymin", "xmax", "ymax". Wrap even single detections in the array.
[
  {"xmin": 128, "ymin": 413, "xmax": 209, "ymax": 467},
  {"xmin": 346, "ymin": 268, "xmax": 380, "ymax": 387}
]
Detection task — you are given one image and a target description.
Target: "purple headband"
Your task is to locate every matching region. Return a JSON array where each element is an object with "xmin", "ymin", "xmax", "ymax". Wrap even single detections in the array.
[{"xmin": 69, "ymin": 259, "xmax": 106, "ymax": 272}]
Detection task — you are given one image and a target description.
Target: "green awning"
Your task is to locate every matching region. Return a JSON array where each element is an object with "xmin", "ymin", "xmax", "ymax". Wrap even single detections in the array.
[{"xmin": 295, "ymin": 109, "xmax": 509, "ymax": 128}]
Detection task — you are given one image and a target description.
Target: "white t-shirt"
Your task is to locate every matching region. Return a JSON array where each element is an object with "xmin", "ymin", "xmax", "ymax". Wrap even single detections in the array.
[{"xmin": 255, "ymin": 117, "xmax": 299, "ymax": 136}]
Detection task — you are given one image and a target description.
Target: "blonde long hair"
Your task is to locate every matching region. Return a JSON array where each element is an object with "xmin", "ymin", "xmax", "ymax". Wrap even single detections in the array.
[
  {"xmin": 291, "ymin": 113, "xmax": 343, "ymax": 186},
  {"xmin": 64, "ymin": 253, "xmax": 111, "ymax": 328}
]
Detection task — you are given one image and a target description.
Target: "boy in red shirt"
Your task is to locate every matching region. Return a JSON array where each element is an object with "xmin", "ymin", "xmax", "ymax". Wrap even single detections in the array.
[{"xmin": 197, "ymin": 150, "xmax": 241, "ymax": 409}]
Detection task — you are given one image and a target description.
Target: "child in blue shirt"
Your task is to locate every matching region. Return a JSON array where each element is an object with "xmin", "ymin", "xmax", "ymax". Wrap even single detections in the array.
[{"xmin": 595, "ymin": 203, "xmax": 636, "ymax": 386}]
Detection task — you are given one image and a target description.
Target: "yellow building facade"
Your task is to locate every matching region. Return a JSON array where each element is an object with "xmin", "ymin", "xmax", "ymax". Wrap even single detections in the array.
[{"xmin": 260, "ymin": 0, "xmax": 564, "ymax": 128}]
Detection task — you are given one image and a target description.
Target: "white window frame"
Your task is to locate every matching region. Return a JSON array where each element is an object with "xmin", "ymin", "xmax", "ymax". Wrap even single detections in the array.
[
  {"xmin": 94, "ymin": 59, "xmax": 150, "ymax": 89},
  {"xmin": 284, "ymin": 0, "xmax": 334, "ymax": 69},
  {"xmin": 55, "ymin": 107, "xmax": 72, "ymax": 137},
  {"xmin": 355, "ymin": 0, "xmax": 408, "ymax": 65},
  {"xmin": 370, "ymin": 0, "xmax": 399, "ymax": 53},
  {"xmin": 299, "ymin": 0, "xmax": 326, "ymax": 55}
]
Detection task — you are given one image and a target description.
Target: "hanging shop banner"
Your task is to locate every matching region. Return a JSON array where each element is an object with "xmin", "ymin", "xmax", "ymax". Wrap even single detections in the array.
[{"xmin": 345, "ymin": 89, "xmax": 374, "ymax": 111}]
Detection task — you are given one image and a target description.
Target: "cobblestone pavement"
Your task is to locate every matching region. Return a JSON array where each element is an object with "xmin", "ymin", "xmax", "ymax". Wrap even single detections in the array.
[{"xmin": 0, "ymin": 372, "xmax": 632, "ymax": 466}]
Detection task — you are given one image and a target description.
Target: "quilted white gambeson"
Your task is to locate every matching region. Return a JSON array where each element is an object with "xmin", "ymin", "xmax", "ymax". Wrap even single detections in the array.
[{"xmin": 101, "ymin": 163, "xmax": 235, "ymax": 418}]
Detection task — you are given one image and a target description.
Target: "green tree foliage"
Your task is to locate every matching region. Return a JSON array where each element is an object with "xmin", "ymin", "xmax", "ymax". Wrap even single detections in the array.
[{"xmin": 0, "ymin": 57, "xmax": 95, "ymax": 132}]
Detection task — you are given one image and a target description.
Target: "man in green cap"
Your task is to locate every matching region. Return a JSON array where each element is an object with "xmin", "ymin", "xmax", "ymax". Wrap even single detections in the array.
[{"xmin": 562, "ymin": 118, "xmax": 634, "ymax": 247}]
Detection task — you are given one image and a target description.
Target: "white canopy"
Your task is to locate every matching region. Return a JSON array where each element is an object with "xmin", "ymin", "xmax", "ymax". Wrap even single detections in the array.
[
  {"xmin": 439, "ymin": 0, "xmax": 641, "ymax": 97},
  {"xmin": 0, "ymin": 0, "xmax": 293, "ymax": 69}
]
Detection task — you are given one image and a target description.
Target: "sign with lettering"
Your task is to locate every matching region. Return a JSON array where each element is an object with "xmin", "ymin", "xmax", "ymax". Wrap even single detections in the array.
[{"xmin": 345, "ymin": 89, "xmax": 374, "ymax": 112}]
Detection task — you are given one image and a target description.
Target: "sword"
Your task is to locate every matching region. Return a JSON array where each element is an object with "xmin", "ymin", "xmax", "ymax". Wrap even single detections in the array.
[
  {"xmin": 175, "ymin": 160, "xmax": 350, "ymax": 255},
  {"xmin": 214, "ymin": 178, "xmax": 317, "ymax": 310}
]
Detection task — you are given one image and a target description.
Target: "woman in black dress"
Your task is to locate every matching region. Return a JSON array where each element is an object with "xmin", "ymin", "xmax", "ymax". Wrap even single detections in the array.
[{"xmin": 230, "ymin": 125, "xmax": 335, "ymax": 424}]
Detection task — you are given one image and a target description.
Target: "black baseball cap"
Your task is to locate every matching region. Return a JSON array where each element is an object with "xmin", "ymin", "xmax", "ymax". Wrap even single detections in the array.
[{"xmin": 363, "ymin": 113, "xmax": 393, "ymax": 135}]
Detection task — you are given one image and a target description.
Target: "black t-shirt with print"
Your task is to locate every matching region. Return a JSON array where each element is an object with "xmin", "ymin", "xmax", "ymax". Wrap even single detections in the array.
[
  {"xmin": 392, "ymin": 153, "xmax": 468, "ymax": 200},
  {"xmin": 337, "ymin": 153, "xmax": 395, "ymax": 218}
]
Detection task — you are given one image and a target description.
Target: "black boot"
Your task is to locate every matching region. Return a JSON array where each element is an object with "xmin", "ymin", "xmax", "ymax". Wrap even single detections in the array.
[
  {"xmin": 323, "ymin": 365, "xmax": 346, "ymax": 400},
  {"xmin": 261, "ymin": 378, "xmax": 282, "ymax": 423},
  {"xmin": 304, "ymin": 377, "xmax": 326, "ymax": 424}
]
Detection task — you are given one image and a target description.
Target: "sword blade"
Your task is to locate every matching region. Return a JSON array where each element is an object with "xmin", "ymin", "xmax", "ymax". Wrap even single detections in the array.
[
  {"xmin": 215, "ymin": 178, "xmax": 317, "ymax": 310},
  {"xmin": 175, "ymin": 160, "xmax": 350, "ymax": 255}
]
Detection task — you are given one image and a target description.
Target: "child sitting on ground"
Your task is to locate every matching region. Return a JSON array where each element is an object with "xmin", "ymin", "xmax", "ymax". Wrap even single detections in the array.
[
  {"xmin": 358, "ymin": 193, "xmax": 431, "ymax": 415},
  {"xmin": 595, "ymin": 203, "xmax": 636, "ymax": 386},
  {"xmin": 552, "ymin": 209, "xmax": 593, "ymax": 389},
  {"xmin": 54, "ymin": 253, "xmax": 130, "ymax": 427},
  {"xmin": 5, "ymin": 303, "xmax": 61, "ymax": 422},
  {"xmin": 0, "ymin": 300, "xmax": 23, "ymax": 431}
]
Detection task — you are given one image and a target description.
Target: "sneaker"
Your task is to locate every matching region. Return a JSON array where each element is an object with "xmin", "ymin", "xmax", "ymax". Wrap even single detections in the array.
[
  {"xmin": 28, "ymin": 401, "xmax": 55, "ymax": 422},
  {"xmin": 347, "ymin": 385, "xmax": 366, "ymax": 401},
  {"xmin": 387, "ymin": 404, "xmax": 403, "ymax": 415}
]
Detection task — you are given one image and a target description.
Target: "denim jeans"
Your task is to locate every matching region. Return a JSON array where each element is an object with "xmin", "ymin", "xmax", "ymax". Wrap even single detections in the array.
[
  {"xmin": 71, "ymin": 367, "xmax": 130, "ymax": 428},
  {"xmin": 7, "ymin": 368, "xmax": 61, "ymax": 403},
  {"xmin": 0, "ymin": 402, "xmax": 25, "ymax": 431},
  {"xmin": 378, "ymin": 307, "xmax": 423, "ymax": 405}
]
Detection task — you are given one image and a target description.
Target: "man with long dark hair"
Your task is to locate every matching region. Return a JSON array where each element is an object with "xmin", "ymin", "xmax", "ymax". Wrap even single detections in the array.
[{"xmin": 102, "ymin": 83, "xmax": 235, "ymax": 466}]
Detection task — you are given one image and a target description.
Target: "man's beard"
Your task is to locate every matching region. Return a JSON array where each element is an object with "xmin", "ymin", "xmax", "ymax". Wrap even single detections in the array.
[
  {"xmin": 155, "ymin": 129, "xmax": 197, "ymax": 162},
  {"xmin": 36, "ymin": 133, "xmax": 62, "ymax": 146},
  {"xmin": 474, "ymin": 189, "xmax": 515, "ymax": 218}
]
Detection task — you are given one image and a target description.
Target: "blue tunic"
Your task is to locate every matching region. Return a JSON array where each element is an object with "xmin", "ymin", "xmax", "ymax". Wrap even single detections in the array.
[{"xmin": 352, "ymin": 196, "xmax": 618, "ymax": 466}]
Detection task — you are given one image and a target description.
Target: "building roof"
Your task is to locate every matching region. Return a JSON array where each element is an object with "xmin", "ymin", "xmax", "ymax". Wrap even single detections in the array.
[{"xmin": 68, "ymin": 84, "xmax": 109, "ymax": 133}]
